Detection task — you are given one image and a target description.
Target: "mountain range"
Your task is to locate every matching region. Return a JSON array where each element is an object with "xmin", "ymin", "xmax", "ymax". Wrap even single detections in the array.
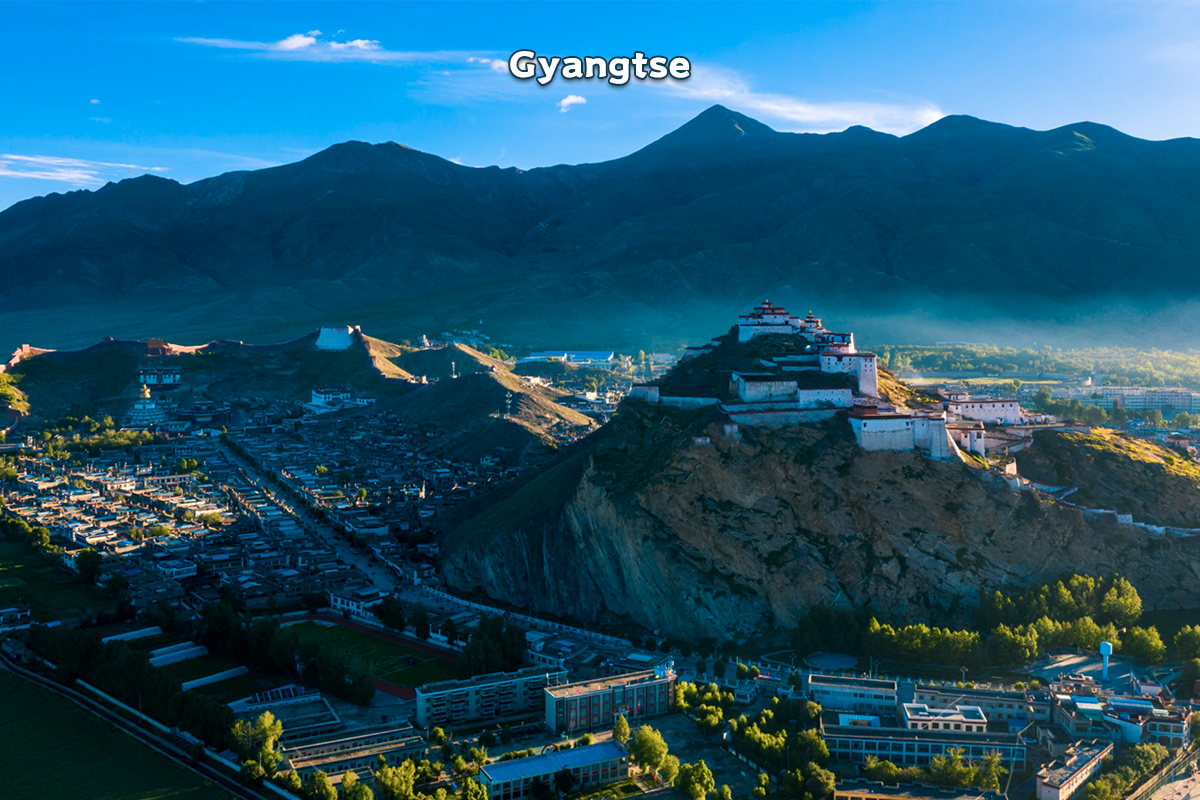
[{"xmin": 5, "ymin": 104, "xmax": 1200, "ymax": 354}]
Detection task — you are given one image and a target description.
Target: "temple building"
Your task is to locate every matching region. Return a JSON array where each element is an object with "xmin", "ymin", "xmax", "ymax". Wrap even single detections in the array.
[
  {"xmin": 124, "ymin": 384, "xmax": 170, "ymax": 428},
  {"xmin": 628, "ymin": 301, "xmax": 961, "ymax": 459}
]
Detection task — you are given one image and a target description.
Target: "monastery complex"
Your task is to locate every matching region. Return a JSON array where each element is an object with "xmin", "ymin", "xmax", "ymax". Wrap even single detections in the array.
[{"xmin": 631, "ymin": 301, "xmax": 1047, "ymax": 460}]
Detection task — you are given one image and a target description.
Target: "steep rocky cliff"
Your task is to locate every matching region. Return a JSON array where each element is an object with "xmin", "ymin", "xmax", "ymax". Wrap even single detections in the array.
[{"xmin": 440, "ymin": 403, "xmax": 1200, "ymax": 642}]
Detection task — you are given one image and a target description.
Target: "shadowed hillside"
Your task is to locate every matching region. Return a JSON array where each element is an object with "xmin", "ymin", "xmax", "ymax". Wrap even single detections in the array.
[{"xmin": 7, "ymin": 106, "xmax": 1200, "ymax": 352}]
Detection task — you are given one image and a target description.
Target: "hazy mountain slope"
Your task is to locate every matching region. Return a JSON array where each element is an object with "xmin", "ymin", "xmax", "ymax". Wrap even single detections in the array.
[{"xmin": 6, "ymin": 106, "xmax": 1200, "ymax": 351}]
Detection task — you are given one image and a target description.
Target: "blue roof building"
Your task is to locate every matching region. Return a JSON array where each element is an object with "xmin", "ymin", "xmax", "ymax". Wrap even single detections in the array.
[{"xmin": 478, "ymin": 741, "xmax": 628, "ymax": 800}]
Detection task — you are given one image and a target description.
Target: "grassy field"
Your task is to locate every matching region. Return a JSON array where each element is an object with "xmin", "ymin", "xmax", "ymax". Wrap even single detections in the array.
[
  {"xmin": 0, "ymin": 539, "xmax": 110, "ymax": 621},
  {"xmin": 283, "ymin": 621, "xmax": 454, "ymax": 686},
  {"xmin": 193, "ymin": 671, "xmax": 271, "ymax": 705},
  {"xmin": 0, "ymin": 669, "xmax": 233, "ymax": 799}
]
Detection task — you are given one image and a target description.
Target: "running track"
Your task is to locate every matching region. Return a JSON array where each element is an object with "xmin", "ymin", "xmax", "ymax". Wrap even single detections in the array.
[{"xmin": 284, "ymin": 614, "xmax": 460, "ymax": 700}]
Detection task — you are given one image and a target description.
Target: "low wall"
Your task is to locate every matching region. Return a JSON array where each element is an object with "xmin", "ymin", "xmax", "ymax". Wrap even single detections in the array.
[
  {"xmin": 420, "ymin": 586, "xmax": 631, "ymax": 649},
  {"xmin": 659, "ymin": 395, "xmax": 721, "ymax": 410}
]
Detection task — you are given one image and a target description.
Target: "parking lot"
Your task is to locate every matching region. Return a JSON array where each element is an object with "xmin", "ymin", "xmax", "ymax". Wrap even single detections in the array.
[{"xmin": 654, "ymin": 713, "xmax": 762, "ymax": 798}]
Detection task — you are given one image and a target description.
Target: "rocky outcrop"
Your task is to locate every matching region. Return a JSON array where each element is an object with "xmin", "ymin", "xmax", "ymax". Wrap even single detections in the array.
[{"xmin": 440, "ymin": 405, "xmax": 1200, "ymax": 642}]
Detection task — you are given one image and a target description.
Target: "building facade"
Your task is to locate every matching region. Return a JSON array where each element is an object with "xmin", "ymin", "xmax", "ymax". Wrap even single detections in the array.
[
  {"xmin": 545, "ymin": 667, "xmax": 676, "ymax": 733},
  {"xmin": 1036, "ymin": 741, "xmax": 1114, "ymax": 800},
  {"xmin": 803, "ymin": 675, "xmax": 899, "ymax": 714},
  {"xmin": 416, "ymin": 667, "xmax": 569, "ymax": 729},
  {"xmin": 478, "ymin": 741, "xmax": 628, "ymax": 800}
]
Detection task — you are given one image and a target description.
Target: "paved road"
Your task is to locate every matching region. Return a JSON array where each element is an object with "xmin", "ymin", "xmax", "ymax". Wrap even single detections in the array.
[
  {"xmin": 0, "ymin": 652, "xmax": 272, "ymax": 800},
  {"xmin": 219, "ymin": 442, "xmax": 396, "ymax": 591},
  {"xmin": 1152, "ymin": 768, "xmax": 1200, "ymax": 800}
]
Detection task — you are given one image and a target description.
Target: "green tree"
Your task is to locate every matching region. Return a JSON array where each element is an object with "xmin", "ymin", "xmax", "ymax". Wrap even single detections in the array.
[
  {"xmin": 979, "ymin": 751, "xmax": 1007, "ymax": 792},
  {"xmin": 613, "ymin": 714, "xmax": 630, "ymax": 745},
  {"xmin": 660, "ymin": 754, "xmax": 680, "ymax": 786},
  {"xmin": 629, "ymin": 725, "xmax": 669, "ymax": 774},
  {"xmin": 376, "ymin": 758, "xmax": 417, "ymax": 800},
  {"xmin": 373, "ymin": 596, "xmax": 406, "ymax": 632},
  {"xmin": 240, "ymin": 760, "xmax": 266, "ymax": 785},
  {"xmin": 76, "ymin": 548, "xmax": 103, "ymax": 584},
  {"xmin": 580, "ymin": 732, "xmax": 595, "ymax": 746},
  {"xmin": 677, "ymin": 761, "xmax": 716, "ymax": 800},
  {"xmin": 304, "ymin": 770, "xmax": 338, "ymax": 800},
  {"xmin": 411, "ymin": 606, "xmax": 430, "ymax": 640},
  {"xmin": 864, "ymin": 755, "xmax": 902, "ymax": 785},
  {"xmin": 1176, "ymin": 625, "xmax": 1200, "ymax": 659},
  {"xmin": 1123, "ymin": 626, "xmax": 1166, "ymax": 663},
  {"xmin": 463, "ymin": 778, "xmax": 488, "ymax": 800},
  {"xmin": 806, "ymin": 763, "xmax": 836, "ymax": 800},
  {"xmin": 791, "ymin": 728, "xmax": 830, "ymax": 766},
  {"xmin": 342, "ymin": 769, "xmax": 374, "ymax": 800},
  {"xmin": 1098, "ymin": 577, "xmax": 1142, "ymax": 628}
]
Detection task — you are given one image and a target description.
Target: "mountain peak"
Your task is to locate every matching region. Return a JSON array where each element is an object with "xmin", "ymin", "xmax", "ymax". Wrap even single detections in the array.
[
  {"xmin": 655, "ymin": 104, "xmax": 780, "ymax": 148},
  {"xmin": 904, "ymin": 114, "xmax": 1025, "ymax": 143}
]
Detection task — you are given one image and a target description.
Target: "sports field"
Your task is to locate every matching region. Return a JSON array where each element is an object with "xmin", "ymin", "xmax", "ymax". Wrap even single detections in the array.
[
  {"xmin": 0, "ymin": 539, "xmax": 109, "ymax": 620},
  {"xmin": 284, "ymin": 620, "xmax": 454, "ymax": 687},
  {"xmin": 0, "ymin": 669, "xmax": 233, "ymax": 799}
]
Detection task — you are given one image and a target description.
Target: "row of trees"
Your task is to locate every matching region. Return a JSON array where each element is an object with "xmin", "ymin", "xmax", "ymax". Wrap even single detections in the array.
[
  {"xmin": 28, "ymin": 624, "xmax": 235, "ymax": 747},
  {"xmin": 789, "ymin": 574, "xmax": 1170, "ymax": 669},
  {"xmin": 201, "ymin": 602, "xmax": 375, "ymax": 704},
  {"xmin": 727, "ymin": 698, "xmax": 828, "ymax": 775},
  {"xmin": 976, "ymin": 574, "xmax": 1144, "ymax": 630},
  {"xmin": 1080, "ymin": 742, "xmax": 1170, "ymax": 800},
  {"xmin": 457, "ymin": 616, "xmax": 526, "ymax": 678},
  {"xmin": 617, "ymin": 719, "xmax": 716, "ymax": 800},
  {"xmin": 864, "ymin": 749, "xmax": 1007, "ymax": 792},
  {"xmin": 877, "ymin": 344, "xmax": 1200, "ymax": 388}
]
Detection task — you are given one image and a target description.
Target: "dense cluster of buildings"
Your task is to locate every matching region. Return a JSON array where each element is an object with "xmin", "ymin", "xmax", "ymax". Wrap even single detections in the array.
[
  {"xmin": 2, "ymin": 442, "xmax": 378, "ymax": 613},
  {"xmin": 792, "ymin": 667, "xmax": 1193, "ymax": 800}
]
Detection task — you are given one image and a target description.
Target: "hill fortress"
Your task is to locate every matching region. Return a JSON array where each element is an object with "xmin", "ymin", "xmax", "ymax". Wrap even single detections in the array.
[{"xmin": 630, "ymin": 301, "xmax": 961, "ymax": 458}]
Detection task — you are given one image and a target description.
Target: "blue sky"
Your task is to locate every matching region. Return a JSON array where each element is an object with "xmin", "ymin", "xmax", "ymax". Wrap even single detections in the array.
[{"xmin": 3, "ymin": 0, "xmax": 1200, "ymax": 210}]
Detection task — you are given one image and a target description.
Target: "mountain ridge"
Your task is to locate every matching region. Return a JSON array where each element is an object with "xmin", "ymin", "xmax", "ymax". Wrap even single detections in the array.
[{"xmin": 5, "ymin": 105, "xmax": 1200, "ymax": 353}]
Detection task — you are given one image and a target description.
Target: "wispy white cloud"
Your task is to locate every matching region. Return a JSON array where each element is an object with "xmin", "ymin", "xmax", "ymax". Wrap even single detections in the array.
[
  {"xmin": 664, "ymin": 65, "xmax": 945, "ymax": 135},
  {"xmin": 0, "ymin": 154, "xmax": 168, "ymax": 186},
  {"xmin": 468, "ymin": 56, "xmax": 510, "ymax": 74},
  {"xmin": 558, "ymin": 95, "xmax": 587, "ymax": 114},
  {"xmin": 89, "ymin": 117, "xmax": 112, "ymax": 124},
  {"xmin": 176, "ymin": 31, "xmax": 482, "ymax": 66},
  {"xmin": 89, "ymin": 98, "xmax": 100, "ymax": 105}
]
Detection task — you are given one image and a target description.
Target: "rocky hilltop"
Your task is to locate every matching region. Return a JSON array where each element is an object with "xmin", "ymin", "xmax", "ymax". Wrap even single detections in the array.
[{"xmin": 441, "ymin": 386, "xmax": 1200, "ymax": 644}]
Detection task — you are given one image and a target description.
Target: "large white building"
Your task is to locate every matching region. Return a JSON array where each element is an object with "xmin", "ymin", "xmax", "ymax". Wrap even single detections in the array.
[
  {"xmin": 947, "ymin": 398, "xmax": 1023, "ymax": 425},
  {"xmin": 849, "ymin": 409, "xmax": 961, "ymax": 459},
  {"xmin": 900, "ymin": 703, "xmax": 988, "ymax": 733}
]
